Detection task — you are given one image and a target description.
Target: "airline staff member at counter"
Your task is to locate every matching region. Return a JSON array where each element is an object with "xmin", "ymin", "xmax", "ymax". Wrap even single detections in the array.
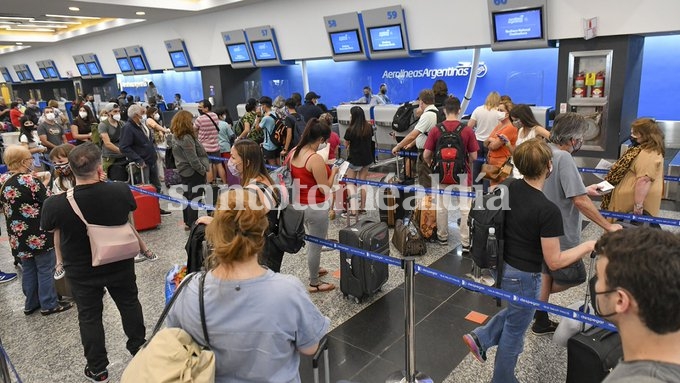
[{"xmin": 390, "ymin": 89, "xmax": 439, "ymax": 188}]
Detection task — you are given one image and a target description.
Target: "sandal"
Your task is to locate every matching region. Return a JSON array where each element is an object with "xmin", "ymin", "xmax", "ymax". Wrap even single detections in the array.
[
  {"xmin": 41, "ymin": 302, "xmax": 74, "ymax": 316},
  {"xmin": 318, "ymin": 268, "xmax": 329, "ymax": 277},
  {"xmin": 308, "ymin": 282, "xmax": 336, "ymax": 293}
]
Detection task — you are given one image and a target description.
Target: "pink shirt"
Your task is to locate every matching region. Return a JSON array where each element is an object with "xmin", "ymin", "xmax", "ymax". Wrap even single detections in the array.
[
  {"xmin": 193, "ymin": 112, "xmax": 220, "ymax": 153},
  {"xmin": 327, "ymin": 132, "xmax": 340, "ymax": 160}
]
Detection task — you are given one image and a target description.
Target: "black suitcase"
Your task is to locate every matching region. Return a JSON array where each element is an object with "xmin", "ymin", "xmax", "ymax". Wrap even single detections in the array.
[
  {"xmin": 339, "ymin": 219, "xmax": 389, "ymax": 303},
  {"xmin": 379, "ymin": 156, "xmax": 416, "ymax": 227},
  {"xmin": 566, "ymin": 252, "xmax": 623, "ymax": 383}
]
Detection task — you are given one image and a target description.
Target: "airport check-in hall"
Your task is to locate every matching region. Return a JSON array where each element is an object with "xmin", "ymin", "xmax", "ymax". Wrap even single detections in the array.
[{"xmin": 0, "ymin": 0, "xmax": 679, "ymax": 382}]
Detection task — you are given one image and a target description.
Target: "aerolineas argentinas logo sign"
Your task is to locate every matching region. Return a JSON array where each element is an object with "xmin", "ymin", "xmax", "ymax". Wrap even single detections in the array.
[{"xmin": 382, "ymin": 62, "xmax": 488, "ymax": 80}]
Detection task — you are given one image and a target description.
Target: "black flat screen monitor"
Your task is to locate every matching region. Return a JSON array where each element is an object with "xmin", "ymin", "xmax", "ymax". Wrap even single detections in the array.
[
  {"xmin": 367, "ymin": 24, "xmax": 404, "ymax": 52},
  {"xmin": 117, "ymin": 57, "xmax": 132, "ymax": 72},
  {"xmin": 130, "ymin": 56, "xmax": 146, "ymax": 71},
  {"xmin": 2, "ymin": 72, "xmax": 11, "ymax": 82},
  {"xmin": 329, "ymin": 29, "xmax": 362, "ymax": 55},
  {"xmin": 226, "ymin": 43, "xmax": 251, "ymax": 63},
  {"xmin": 86, "ymin": 62, "xmax": 100, "ymax": 75},
  {"xmin": 250, "ymin": 40, "xmax": 277, "ymax": 61},
  {"xmin": 17, "ymin": 71, "xmax": 25, "ymax": 81},
  {"xmin": 39, "ymin": 68, "xmax": 49, "ymax": 78},
  {"xmin": 169, "ymin": 51, "xmax": 189, "ymax": 68},
  {"xmin": 76, "ymin": 63, "xmax": 89, "ymax": 76},
  {"xmin": 492, "ymin": 7, "xmax": 543, "ymax": 42},
  {"xmin": 46, "ymin": 67, "xmax": 58, "ymax": 78}
]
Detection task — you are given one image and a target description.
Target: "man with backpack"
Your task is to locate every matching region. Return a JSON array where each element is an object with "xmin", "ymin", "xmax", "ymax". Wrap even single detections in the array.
[
  {"xmin": 391, "ymin": 89, "xmax": 444, "ymax": 188},
  {"xmin": 257, "ymin": 96, "xmax": 282, "ymax": 166},
  {"xmin": 283, "ymin": 97, "xmax": 305, "ymax": 155},
  {"xmin": 423, "ymin": 96, "xmax": 478, "ymax": 246}
]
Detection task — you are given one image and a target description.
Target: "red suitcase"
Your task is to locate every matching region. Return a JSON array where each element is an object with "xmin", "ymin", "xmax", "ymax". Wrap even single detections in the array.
[{"xmin": 128, "ymin": 163, "xmax": 161, "ymax": 231}]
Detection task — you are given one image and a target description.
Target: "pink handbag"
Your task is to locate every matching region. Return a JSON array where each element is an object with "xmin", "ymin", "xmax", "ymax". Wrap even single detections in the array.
[{"xmin": 66, "ymin": 188, "xmax": 140, "ymax": 266}]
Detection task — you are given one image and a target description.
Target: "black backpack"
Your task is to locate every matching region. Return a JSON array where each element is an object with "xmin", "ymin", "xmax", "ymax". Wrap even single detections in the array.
[
  {"xmin": 392, "ymin": 102, "xmax": 419, "ymax": 133},
  {"xmin": 426, "ymin": 107, "xmax": 446, "ymax": 124},
  {"xmin": 286, "ymin": 113, "xmax": 306, "ymax": 148},
  {"xmin": 270, "ymin": 113, "xmax": 289, "ymax": 149},
  {"xmin": 432, "ymin": 122, "xmax": 466, "ymax": 185}
]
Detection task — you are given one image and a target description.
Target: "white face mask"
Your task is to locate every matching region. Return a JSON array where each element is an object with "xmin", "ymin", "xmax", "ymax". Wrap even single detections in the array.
[
  {"xmin": 45, "ymin": 113, "xmax": 55, "ymax": 121},
  {"xmin": 141, "ymin": 114, "xmax": 147, "ymax": 122},
  {"xmin": 153, "ymin": 113, "xmax": 160, "ymax": 121},
  {"xmin": 112, "ymin": 113, "xmax": 121, "ymax": 122},
  {"xmin": 79, "ymin": 111, "xmax": 88, "ymax": 119},
  {"xmin": 99, "ymin": 115, "xmax": 108, "ymax": 122}
]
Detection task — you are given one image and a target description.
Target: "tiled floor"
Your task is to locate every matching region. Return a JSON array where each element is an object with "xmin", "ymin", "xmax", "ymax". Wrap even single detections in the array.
[{"xmin": 0, "ymin": 180, "xmax": 678, "ymax": 382}]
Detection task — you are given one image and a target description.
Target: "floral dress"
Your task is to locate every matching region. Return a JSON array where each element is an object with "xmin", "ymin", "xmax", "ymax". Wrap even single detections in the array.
[{"xmin": 0, "ymin": 173, "xmax": 53, "ymax": 259}]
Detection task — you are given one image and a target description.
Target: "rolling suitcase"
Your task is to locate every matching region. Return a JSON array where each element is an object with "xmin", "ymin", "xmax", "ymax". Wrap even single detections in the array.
[
  {"xmin": 566, "ymin": 252, "xmax": 623, "ymax": 383},
  {"xmin": 339, "ymin": 216, "xmax": 389, "ymax": 303},
  {"xmin": 380, "ymin": 156, "xmax": 416, "ymax": 227},
  {"xmin": 312, "ymin": 336, "xmax": 330, "ymax": 383},
  {"xmin": 128, "ymin": 163, "xmax": 161, "ymax": 231}
]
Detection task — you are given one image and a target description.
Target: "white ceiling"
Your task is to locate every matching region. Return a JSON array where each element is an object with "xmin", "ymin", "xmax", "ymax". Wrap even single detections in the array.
[{"xmin": 0, "ymin": 0, "xmax": 263, "ymax": 52}]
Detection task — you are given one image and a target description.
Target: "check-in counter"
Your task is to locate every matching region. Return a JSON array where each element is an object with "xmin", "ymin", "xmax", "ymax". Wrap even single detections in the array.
[
  {"xmin": 530, "ymin": 106, "xmax": 553, "ymax": 129},
  {"xmin": 373, "ymin": 105, "xmax": 403, "ymax": 160}
]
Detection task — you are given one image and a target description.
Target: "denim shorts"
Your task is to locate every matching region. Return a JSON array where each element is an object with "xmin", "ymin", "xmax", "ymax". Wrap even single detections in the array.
[{"xmin": 347, "ymin": 163, "xmax": 366, "ymax": 172}]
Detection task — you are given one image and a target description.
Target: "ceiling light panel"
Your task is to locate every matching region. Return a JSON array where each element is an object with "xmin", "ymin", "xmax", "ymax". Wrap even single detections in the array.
[{"xmin": 44, "ymin": 14, "xmax": 101, "ymax": 20}]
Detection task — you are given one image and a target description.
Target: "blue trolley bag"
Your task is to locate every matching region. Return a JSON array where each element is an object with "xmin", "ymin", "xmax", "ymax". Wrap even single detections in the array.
[{"xmin": 338, "ymin": 218, "xmax": 390, "ymax": 303}]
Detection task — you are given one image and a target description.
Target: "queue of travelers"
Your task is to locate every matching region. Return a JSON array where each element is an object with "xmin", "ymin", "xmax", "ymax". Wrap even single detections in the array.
[{"xmin": 0, "ymin": 82, "xmax": 676, "ymax": 383}]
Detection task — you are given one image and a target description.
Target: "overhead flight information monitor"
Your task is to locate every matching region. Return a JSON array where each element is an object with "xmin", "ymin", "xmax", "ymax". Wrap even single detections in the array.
[
  {"xmin": 73, "ymin": 53, "xmax": 104, "ymax": 78},
  {"xmin": 250, "ymin": 40, "xmax": 276, "ymax": 61},
  {"xmin": 487, "ymin": 0, "xmax": 551, "ymax": 51},
  {"xmin": 221, "ymin": 30, "xmax": 255, "ymax": 68},
  {"xmin": 164, "ymin": 39, "xmax": 193, "ymax": 71},
  {"xmin": 324, "ymin": 12, "xmax": 368, "ymax": 62},
  {"xmin": 360, "ymin": 6, "xmax": 415, "ymax": 59},
  {"xmin": 76, "ymin": 63, "xmax": 89, "ymax": 76},
  {"xmin": 117, "ymin": 57, "xmax": 133, "ymax": 73},
  {"xmin": 244, "ymin": 25, "xmax": 290, "ymax": 67},
  {"xmin": 124, "ymin": 45, "xmax": 151, "ymax": 74}
]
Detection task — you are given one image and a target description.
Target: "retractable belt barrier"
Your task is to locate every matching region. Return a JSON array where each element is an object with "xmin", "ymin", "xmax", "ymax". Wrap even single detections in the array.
[{"xmin": 579, "ymin": 167, "xmax": 680, "ymax": 183}]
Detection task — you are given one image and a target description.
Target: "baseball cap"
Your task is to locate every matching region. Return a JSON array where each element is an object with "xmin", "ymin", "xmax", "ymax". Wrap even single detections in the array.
[
  {"xmin": 305, "ymin": 91, "xmax": 321, "ymax": 101},
  {"xmin": 102, "ymin": 102, "xmax": 119, "ymax": 112}
]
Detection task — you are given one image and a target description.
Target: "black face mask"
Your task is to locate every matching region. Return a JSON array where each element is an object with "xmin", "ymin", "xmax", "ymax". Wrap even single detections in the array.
[
  {"xmin": 589, "ymin": 275, "xmax": 617, "ymax": 317},
  {"xmin": 629, "ymin": 136, "xmax": 640, "ymax": 147},
  {"xmin": 364, "ymin": 93, "xmax": 370, "ymax": 98},
  {"xmin": 380, "ymin": 89, "xmax": 387, "ymax": 94}
]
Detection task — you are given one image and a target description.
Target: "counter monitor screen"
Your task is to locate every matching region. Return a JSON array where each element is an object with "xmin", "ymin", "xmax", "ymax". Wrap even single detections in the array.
[
  {"xmin": 22, "ymin": 70, "xmax": 32, "ymax": 80},
  {"xmin": 17, "ymin": 71, "xmax": 25, "ymax": 81},
  {"xmin": 329, "ymin": 29, "xmax": 362, "ymax": 55},
  {"xmin": 39, "ymin": 68, "xmax": 49, "ymax": 79},
  {"xmin": 492, "ymin": 7, "xmax": 543, "ymax": 42},
  {"xmin": 117, "ymin": 57, "xmax": 132, "ymax": 72},
  {"xmin": 368, "ymin": 25, "xmax": 404, "ymax": 52},
  {"xmin": 2, "ymin": 73, "xmax": 11, "ymax": 82},
  {"xmin": 226, "ymin": 43, "xmax": 251, "ymax": 63},
  {"xmin": 76, "ymin": 63, "xmax": 89, "ymax": 76},
  {"xmin": 250, "ymin": 40, "xmax": 276, "ymax": 61},
  {"xmin": 130, "ymin": 55, "xmax": 146, "ymax": 71},
  {"xmin": 46, "ymin": 67, "xmax": 58, "ymax": 78},
  {"xmin": 169, "ymin": 51, "xmax": 189, "ymax": 68},
  {"xmin": 86, "ymin": 62, "xmax": 100, "ymax": 75}
]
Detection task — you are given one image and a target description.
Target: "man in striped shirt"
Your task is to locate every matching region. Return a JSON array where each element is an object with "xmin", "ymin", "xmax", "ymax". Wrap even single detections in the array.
[{"xmin": 194, "ymin": 99, "xmax": 227, "ymax": 183}]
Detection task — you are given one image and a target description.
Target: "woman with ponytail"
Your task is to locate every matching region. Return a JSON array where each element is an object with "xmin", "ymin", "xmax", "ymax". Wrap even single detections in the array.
[{"xmin": 166, "ymin": 189, "xmax": 329, "ymax": 382}]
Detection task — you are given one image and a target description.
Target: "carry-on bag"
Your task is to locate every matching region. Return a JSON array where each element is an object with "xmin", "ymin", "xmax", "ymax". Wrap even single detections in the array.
[
  {"xmin": 566, "ymin": 252, "xmax": 623, "ymax": 383},
  {"xmin": 391, "ymin": 217, "xmax": 427, "ymax": 257},
  {"xmin": 380, "ymin": 156, "xmax": 416, "ymax": 227},
  {"xmin": 312, "ymin": 336, "xmax": 330, "ymax": 383},
  {"xmin": 128, "ymin": 163, "xmax": 162, "ymax": 231},
  {"xmin": 338, "ymin": 217, "xmax": 389, "ymax": 303}
]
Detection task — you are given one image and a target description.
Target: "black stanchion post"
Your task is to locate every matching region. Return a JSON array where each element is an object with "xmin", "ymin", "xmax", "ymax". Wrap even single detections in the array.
[{"xmin": 386, "ymin": 258, "xmax": 432, "ymax": 383}]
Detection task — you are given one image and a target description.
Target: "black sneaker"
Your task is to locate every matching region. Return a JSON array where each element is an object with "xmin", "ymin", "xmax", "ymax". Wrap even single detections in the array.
[
  {"xmin": 84, "ymin": 366, "xmax": 109, "ymax": 382},
  {"xmin": 531, "ymin": 319, "xmax": 559, "ymax": 336},
  {"xmin": 160, "ymin": 208, "xmax": 172, "ymax": 216}
]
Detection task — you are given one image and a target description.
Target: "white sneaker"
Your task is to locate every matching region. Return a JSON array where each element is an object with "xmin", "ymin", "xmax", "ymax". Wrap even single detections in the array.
[{"xmin": 133, "ymin": 253, "xmax": 147, "ymax": 263}]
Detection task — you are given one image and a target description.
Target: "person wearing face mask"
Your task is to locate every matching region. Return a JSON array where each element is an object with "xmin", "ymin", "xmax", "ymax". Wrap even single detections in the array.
[
  {"xmin": 297, "ymin": 92, "xmax": 323, "ymax": 123},
  {"xmin": 589, "ymin": 228, "xmax": 680, "ymax": 383},
  {"xmin": 509, "ymin": 104, "xmax": 551, "ymax": 180},
  {"xmin": 342, "ymin": 106, "xmax": 374, "ymax": 217},
  {"xmin": 586, "ymin": 118, "xmax": 665, "ymax": 218},
  {"xmin": 9, "ymin": 101, "xmax": 23, "ymax": 130},
  {"xmin": 170, "ymin": 110, "xmax": 209, "ymax": 229},
  {"xmin": 530, "ymin": 112, "xmax": 623, "ymax": 336},
  {"xmin": 97, "ymin": 103, "xmax": 127, "ymax": 180},
  {"xmin": 351, "ymin": 86, "xmax": 385, "ymax": 106},
  {"xmin": 37, "ymin": 106, "xmax": 68, "ymax": 154},
  {"xmin": 70, "ymin": 106, "xmax": 96, "ymax": 145},
  {"xmin": 289, "ymin": 118, "xmax": 339, "ymax": 293},
  {"xmin": 23, "ymin": 99, "xmax": 42, "ymax": 125},
  {"xmin": 376, "ymin": 83, "xmax": 391, "ymax": 104},
  {"xmin": 0, "ymin": 145, "xmax": 72, "ymax": 316},
  {"xmin": 484, "ymin": 99, "xmax": 518, "ymax": 186},
  {"xmin": 19, "ymin": 116, "xmax": 49, "ymax": 163},
  {"xmin": 462, "ymin": 138, "xmax": 595, "ymax": 383},
  {"xmin": 194, "ymin": 99, "xmax": 228, "ymax": 184}
]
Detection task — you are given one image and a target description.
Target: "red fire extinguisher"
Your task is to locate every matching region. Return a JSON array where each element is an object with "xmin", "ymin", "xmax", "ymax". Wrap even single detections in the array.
[
  {"xmin": 573, "ymin": 72, "xmax": 586, "ymax": 98},
  {"xmin": 592, "ymin": 71, "xmax": 605, "ymax": 98}
]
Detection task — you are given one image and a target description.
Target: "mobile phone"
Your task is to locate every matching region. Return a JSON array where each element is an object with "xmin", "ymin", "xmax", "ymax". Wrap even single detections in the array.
[{"xmin": 333, "ymin": 158, "xmax": 345, "ymax": 167}]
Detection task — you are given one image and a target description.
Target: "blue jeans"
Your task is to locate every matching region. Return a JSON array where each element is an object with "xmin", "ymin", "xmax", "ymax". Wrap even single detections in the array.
[
  {"xmin": 22, "ymin": 249, "xmax": 59, "ymax": 311},
  {"xmin": 472, "ymin": 262, "xmax": 542, "ymax": 383}
]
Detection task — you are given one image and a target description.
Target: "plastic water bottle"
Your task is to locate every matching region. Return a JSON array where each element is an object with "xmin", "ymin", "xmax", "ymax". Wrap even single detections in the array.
[{"xmin": 486, "ymin": 227, "xmax": 498, "ymax": 269}]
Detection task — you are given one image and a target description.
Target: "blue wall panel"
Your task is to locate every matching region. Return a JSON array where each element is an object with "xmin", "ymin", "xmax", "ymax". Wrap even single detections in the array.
[{"xmin": 638, "ymin": 35, "xmax": 680, "ymax": 120}]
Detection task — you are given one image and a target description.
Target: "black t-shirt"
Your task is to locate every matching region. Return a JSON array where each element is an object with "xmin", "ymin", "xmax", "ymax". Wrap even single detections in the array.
[
  {"xmin": 41, "ymin": 182, "xmax": 137, "ymax": 278},
  {"xmin": 297, "ymin": 102, "xmax": 323, "ymax": 123},
  {"xmin": 504, "ymin": 179, "xmax": 564, "ymax": 273},
  {"xmin": 344, "ymin": 123, "xmax": 374, "ymax": 167}
]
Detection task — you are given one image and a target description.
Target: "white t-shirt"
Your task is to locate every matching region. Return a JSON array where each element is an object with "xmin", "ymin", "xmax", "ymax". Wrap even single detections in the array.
[
  {"xmin": 414, "ymin": 105, "xmax": 439, "ymax": 150},
  {"xmin": 512, "ymin": 127, "xmax": 538, "ymax": 179},
  {"xmin": 471, "ymin": 105, "xmax": 504, "ymax": 141},
  {"xmin": 19, "ymin": 131, "xmax": 42, "ymax": 148}
]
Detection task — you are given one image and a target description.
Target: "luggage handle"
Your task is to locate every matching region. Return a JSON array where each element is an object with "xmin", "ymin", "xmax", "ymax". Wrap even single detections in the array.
[
  {"xmin": 581, "ymin": 251, "xmax": 597, "ymax": 332},
  {"xmin": 312, "ymin": 335, "xmax": 330, "ymax": 383},
  {"xmin": 127, "ymin": 162, "xmax": 147, "ymax": 185}
]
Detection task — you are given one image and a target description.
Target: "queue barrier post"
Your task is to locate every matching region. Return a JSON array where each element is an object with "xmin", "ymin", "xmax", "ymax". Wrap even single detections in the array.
[{"xmin": 385, "ymin": 257, "xmax": 433, "ymax": 383}]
